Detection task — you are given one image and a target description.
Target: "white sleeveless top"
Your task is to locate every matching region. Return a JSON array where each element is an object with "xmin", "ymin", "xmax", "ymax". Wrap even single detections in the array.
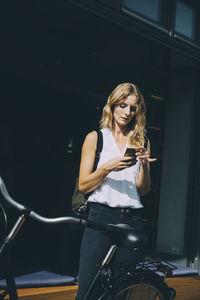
[{"xmin": 88, "ymin": 128, "xmax": 143, "ymax": 208}]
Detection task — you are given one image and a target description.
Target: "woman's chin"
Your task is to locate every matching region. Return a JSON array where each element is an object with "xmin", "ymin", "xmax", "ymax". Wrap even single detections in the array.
[
  {"xmin": 120, "ymin": 120, "xmax": 129, "ymax": 126},
  {"xmin": 114, "ymin": 119, "xmax": 130, "ymax": 128}
]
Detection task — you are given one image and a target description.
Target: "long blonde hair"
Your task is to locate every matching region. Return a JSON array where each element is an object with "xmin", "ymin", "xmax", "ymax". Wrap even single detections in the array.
[{"xmin": 100, "ymin": 83, "xmax": 146, "ymax": 147}]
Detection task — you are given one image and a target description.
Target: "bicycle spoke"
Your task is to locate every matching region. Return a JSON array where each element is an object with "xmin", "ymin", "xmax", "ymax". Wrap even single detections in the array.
[{"xmin": 112, "ymin": 283, "xmax": 165, "ymax": 300}]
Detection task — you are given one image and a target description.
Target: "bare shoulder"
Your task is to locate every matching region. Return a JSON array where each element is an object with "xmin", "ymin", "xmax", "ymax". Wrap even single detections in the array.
[
  {"xmin": 84, "ymin": 131, "xmax": 97, "ymax": 144},
  {"xmin": 85, "ymin": 131, "xmax": 97, "ymax": 142},
  {"xmin": 83, "ymin": 131, "xmax": 98, "ymax": 150}
]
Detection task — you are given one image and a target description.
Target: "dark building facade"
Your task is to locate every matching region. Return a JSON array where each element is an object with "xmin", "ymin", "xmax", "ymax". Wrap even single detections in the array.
[{"xmin": 1, "ymin": 0, "xmax": 200, "ymax": 273}]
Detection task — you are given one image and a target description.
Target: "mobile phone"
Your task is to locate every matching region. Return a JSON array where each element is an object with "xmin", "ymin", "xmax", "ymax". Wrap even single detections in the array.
[{"xmin": 124, "ymin": 147, "xmax": 138, "ymax": 157}]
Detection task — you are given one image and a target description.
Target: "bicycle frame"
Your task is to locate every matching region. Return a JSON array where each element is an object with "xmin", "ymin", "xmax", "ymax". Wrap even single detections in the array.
[
  {"xmin": 82, "ymin": 246, "xmax": 177, "ymax": 299},
  {"xmin": 83, "ymin": 244, "xmax": 118, "ymax": 299},
  {"xmin": 0, "ymin": 212, "xmax": 28, "ymax": 300},
  {"xmin": 0, "ymin": 176, "xmax": 176, "ymax": 300}
]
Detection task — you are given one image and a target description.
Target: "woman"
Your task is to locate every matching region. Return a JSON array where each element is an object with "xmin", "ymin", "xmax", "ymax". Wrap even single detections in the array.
[{"xmin": 76, "ymin": 83, "xmax": 156, "ymax": 299}]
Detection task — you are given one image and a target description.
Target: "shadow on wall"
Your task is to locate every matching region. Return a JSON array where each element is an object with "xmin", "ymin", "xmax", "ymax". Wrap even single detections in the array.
[{"xmin": 0, "ymin": 77, "xmax": 102, "ymax": 272}]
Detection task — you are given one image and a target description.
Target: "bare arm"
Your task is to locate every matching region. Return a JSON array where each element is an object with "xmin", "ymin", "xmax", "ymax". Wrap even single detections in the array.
[
  {"xmin": 136, "ymin": 140, "xmax": 157, "ymax": 196},
  {"xmin": 79, "ymin": 131, "xmax": 137, "ymax": 194},
  {"xmin": 78, "ymin": 131, "xmax": 109, "ymax": 194}
]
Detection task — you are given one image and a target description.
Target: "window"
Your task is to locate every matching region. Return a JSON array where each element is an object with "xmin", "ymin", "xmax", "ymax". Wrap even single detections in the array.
[
  {"xmin": 123, "ymin": 0, "xmax": 162, "ymax": 23},
  {"xmin": 175, "ymin": 0, "xmax": 196, "ymax": 39},
  {"xmin": 121, "ymin": 0, "xmax": 200, "ymax": 49}
]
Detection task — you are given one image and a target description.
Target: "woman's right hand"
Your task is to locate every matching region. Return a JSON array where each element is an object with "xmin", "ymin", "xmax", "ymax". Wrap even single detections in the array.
[{"xmin": 102, "ymin": 156, "xmax": 137, "ymax": 172}]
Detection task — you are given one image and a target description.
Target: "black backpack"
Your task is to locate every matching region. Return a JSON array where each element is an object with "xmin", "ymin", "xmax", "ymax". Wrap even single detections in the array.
[{"xmin": 72, "ymin": 130, "xmax": 103, "ymax": 216}]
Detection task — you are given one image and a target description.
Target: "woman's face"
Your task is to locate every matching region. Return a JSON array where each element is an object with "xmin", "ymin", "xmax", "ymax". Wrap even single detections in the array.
[{"xmin": 113, "ymin": 94, "xmax": 138, "ymax": 128}]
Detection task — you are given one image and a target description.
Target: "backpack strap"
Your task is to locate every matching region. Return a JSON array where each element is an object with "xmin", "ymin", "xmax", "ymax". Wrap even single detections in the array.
[
  {"xmin": 96, "ymin": 130, "xmax": 103, "ymax": 155},
  {"xmin": 93, "ymin": 130, "xmax": 103, "ymax": 171}
]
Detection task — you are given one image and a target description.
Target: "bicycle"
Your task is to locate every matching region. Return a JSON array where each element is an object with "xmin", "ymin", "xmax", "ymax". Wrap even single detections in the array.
[{"xmin": 0, "ymin": 176, "xmax": 176, "ymax": 300}]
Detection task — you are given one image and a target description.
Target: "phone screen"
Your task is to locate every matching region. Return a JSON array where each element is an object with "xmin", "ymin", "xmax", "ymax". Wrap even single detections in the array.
[{"xmin": 124, "ymin": 148, "xmax": 137, "ymax": 157}]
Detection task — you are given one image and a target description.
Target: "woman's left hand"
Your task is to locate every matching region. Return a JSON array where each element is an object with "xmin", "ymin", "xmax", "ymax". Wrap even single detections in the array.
[{"xmin": 135, "ymin": 147, "xmax": 157, "ymax": 165}]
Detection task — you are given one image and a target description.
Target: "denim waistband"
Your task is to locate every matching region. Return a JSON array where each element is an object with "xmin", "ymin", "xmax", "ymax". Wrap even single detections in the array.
[{"xmin": 89, "ymin": 202, "xmax": 144, "ymax": 216}]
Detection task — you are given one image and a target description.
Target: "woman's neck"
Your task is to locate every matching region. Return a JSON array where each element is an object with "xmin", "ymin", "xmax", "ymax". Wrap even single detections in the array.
[{"xmin": 112, "ymin": 123, "xmax": 128, "ymax": 138}]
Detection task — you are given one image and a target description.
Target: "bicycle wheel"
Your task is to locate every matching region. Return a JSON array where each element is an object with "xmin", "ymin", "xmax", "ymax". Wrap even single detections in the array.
[{"xmin": 97, "ymin": 271, "xmax": 171, "ymax": 300}]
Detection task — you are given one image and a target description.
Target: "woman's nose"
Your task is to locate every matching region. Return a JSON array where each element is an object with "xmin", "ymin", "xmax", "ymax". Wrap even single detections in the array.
[{"xmin": 124, "ymin": 106, "xmax": 131, "ymax": 115}]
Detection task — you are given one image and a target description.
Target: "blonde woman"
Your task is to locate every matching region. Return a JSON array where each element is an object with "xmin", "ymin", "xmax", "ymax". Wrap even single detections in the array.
[{"xmin": 76, "ymin": 83, "xmax": 156, "ymax": 299}]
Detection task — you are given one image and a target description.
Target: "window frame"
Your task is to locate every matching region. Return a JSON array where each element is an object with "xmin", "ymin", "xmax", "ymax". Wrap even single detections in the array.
[
  {"xmin": 121, "ymin": 0, "xmax": 167, "ymax": 30},
  {"xmin": 172, "ymin": 0, "xmax": 200, "ymax": 46}
]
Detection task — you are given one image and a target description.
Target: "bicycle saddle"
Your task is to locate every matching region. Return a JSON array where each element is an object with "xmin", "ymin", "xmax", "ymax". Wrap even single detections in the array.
[{"xmin": 102, "ymin": 223, "xmax": 148, "ymax": 250}]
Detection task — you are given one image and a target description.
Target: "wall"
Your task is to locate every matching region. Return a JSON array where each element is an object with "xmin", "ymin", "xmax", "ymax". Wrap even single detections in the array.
[{"xmin": 156, "ymin": 69, "xmax": 196, "ymax": 264}]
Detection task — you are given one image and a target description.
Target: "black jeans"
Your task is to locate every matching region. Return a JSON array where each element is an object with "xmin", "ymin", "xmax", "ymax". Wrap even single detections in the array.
[{"xmin": 76, "ymin": 203, "xmax": 144, "ymax": 299}]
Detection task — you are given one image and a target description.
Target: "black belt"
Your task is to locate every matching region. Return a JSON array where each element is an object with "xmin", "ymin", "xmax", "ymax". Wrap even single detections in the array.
[{"xmin": 89, "ymin": 202, "xmax": 143, "ymax": 216}]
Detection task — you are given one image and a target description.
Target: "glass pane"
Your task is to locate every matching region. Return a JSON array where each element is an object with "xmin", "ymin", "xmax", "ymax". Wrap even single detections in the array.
[
  {"xmin": 123, "ymin": 0, "xmax": 162, "ymax": 23},
  {"xmin": 175, "ymin": 0, "xmax": 195, "ymax": 39}
]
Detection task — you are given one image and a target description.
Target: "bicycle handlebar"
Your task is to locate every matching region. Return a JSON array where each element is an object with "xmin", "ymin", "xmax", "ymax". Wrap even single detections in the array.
[
  {"xmin": 0, "ymin": 176, "xmax": 149, "ymax": 255},
  {"xmin": 0, "ymin": 176, "xmax": 146, "ymax": 244},
  {"xmin": 0, "ymin": 176, "xmax": 86, "ymax": 226}
]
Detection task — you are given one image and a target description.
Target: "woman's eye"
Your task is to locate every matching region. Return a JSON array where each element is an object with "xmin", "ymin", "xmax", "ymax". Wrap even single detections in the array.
[
  {"xmin": 131, "ymin": 106, "xmax": 137, "ymax": 112},
  {"xmin": 119, "ymin": 104, "xmax": 126, "ymax": 108}
]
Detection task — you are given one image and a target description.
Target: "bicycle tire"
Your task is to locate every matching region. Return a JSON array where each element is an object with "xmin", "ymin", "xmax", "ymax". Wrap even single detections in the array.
[{"xmin": 90, "ymin": 271, "xmax": 171, "ymax": 300}]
